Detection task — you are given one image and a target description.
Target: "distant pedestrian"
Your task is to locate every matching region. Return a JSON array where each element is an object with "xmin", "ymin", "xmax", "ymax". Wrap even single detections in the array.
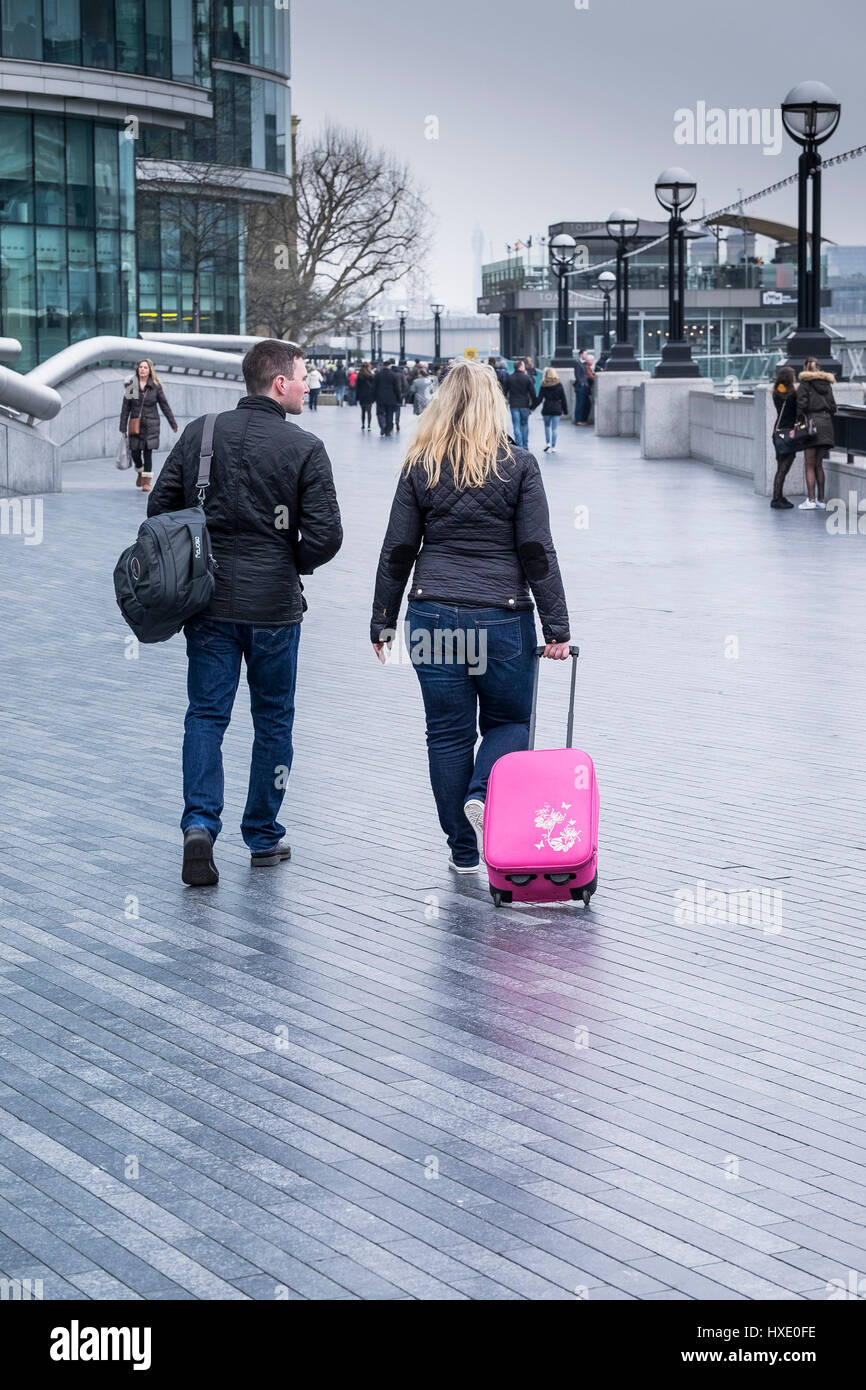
[
  {"xmin": 769, "ymin": 365, "xmax": 797, "ymax": 509},
  {"xmin": 119, "ymin": 358, "xmax": 178, "ymax": 493},
  {"xmin": 307, "ymin": 365, "xmax": 322, "ymax": 410},
  {"xmin": 393, "ymin": 362, "xmax": 409, "ymax": 432},
  {"xmin": 573, "ymin": 350, "xmax": 589, "ymax": 424},
  {"xmin": 332, "ymin": 362, "xmax": 348, "ymax": 406},
  {"xmin": 537, "ymin": 367, "xmax": 568, "ymax": 453},
  {"xmin": 370, "ymin": 357, "xmax": 570, "ymax": 874},
  {"xmin": 581, "ymin": 353, "xmax": 596, "ymax": 424},
  {"xmin": 410, "ymin": 359, "xmax": 424, "ymax": 380},
  {"xmin": 347, "ymin": 366, "xmax": 358, "ymax": 407},
  {"xmin": 409, "ymin": 366, "xmax": 435, "ymax": 414},
  {"xmin": 356, "ymin": 361, "xmax": 375, "ymax": 430},
  {"xmin": 503, "ymin": 359, "xmax": 538, "ymax": 447},
  {"xmin": 374, "ymin": 359, "xmax": 403, "ymax": 436},
  {"xmin": 796, "ymin": 358, "xmax": 836, "ymax": 509},
  {"xmin": 488, "ymin": 356, "xmax": 508, "ymax": 392}
]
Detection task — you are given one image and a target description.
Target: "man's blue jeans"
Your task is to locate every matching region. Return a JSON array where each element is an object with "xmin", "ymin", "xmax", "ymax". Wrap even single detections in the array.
[
  {"xmin": 510, "ymin": 407, "xmax": 530, "ymax": 448},
  {"xmin": 182, "ymin": 618, "xmax": 301, "ymax": 854},
  {"xmin": 335, "ymin": 385, "xmax": 346, "ymax": 405},
  {"xmin": 406, "ymin": 602, "xmax": 536, "ymax": 866},
  {"xmin": 543, "ymin": 415, "xmax": 559, "ymax": 447},
  {"xmin": 573, "ymin": 384, "xmax": 587, "ymax": 422}
]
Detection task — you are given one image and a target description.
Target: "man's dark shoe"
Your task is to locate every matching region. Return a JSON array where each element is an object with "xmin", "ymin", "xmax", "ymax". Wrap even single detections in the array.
[
  {"xmin": 182, "ymin": 827, "xmax": 219, "ymax": 886},
  {"xmin": 251, "ymin": 839, "xmax": 292, "ymax": 868}
]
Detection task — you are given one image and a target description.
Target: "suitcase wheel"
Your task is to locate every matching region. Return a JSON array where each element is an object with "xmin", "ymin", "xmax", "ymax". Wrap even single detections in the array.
[
  {"xmin": 571, "ymin": 872, "xmax": 598, "ymax": 909},
  {"xmin": 490, "ymin": 887, "xmax": 512, "ymax": 908}
]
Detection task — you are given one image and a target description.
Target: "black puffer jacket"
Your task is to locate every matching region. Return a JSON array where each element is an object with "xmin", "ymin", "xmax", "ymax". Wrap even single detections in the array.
[
  {"xmin": 371, "ymin": 445, "xmax": 570, "ymax": 643},
  {"xmin": 538, "ymin": 382, "xmax": 569, "ymax": 416},
  {"xmin": 503, "ymin": 372, "xmax": 538, "ymax": 410},
  {"xmin": 355, "ymin": 371, "xmax": 376, "ymax": 406},
  {"xmin": 374, "ymin": 367, "xmax": 403, "ymax": 408},
  {"xmin": 148, "ymin": 395, "xmax": 343, "ymax": 625},
  {"xmin": 120, "ymin": 379, "xmax": 177, "ymax": 450},
  {"xmin": 796, "ymin": 370, "xmax": 837, "ymax": 449}
]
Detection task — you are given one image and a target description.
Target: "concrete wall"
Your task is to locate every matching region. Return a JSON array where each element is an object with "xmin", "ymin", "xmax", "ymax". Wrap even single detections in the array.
[
  {"xmin": 0, "ymin": 412, "xmax": 59, "ymax": 495},
  {"xmin": 690, "ymin": 392, "xmax": 754, "ymax": 477}
]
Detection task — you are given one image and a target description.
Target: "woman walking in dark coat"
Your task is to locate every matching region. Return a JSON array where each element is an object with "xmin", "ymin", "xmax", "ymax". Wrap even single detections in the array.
[
  {"xmin": 537, "ymin": 367, "xmax": 569, "ymax": 454},
  {"xmin": 769, "ymin": 365, "xmax": 798, "ymax": 509},
  {"xmin": 370, "ymin": 358, "xmax": 571, "ymax": 873},
  {"xmin": 355, "ymin": 361, "xmax": 375, "ymax": 431},
  {"xmin": 119, "ymin": 358, "xmax": 178, "ymax": 493},
  {"xmin": 796, "ymin": 359, "xmax": 836, "ymax": 509}
]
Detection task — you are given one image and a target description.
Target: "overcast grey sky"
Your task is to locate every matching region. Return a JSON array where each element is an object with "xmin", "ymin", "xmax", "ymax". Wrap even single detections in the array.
[{"xmin": 291, "ymin": 0, "xmax": 866, "ymax": 310}]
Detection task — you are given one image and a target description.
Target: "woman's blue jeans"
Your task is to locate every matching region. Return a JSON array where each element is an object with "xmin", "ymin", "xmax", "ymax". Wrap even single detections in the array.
[
  {"xmin": 543, "ymin": 415, "xmax": 559, "ymax": 446},
  {"xmin": 406, "ymin": 602, "xmax": 536, "ymax": 866}
]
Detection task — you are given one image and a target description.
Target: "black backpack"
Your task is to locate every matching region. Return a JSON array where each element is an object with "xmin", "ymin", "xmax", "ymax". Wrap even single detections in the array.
[{"xmin": 113, "ymin": 414, "xmax": 218, "ymax": 644}]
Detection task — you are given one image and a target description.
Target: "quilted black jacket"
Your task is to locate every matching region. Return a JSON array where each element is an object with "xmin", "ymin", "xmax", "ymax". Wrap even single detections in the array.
[
  {"xmin": 148, "ymin": 395, "xmax": 342, "ymax": 625},
  {"xmin": 371, "ymin": 445, "xmax": 570, "ymax": 643}
]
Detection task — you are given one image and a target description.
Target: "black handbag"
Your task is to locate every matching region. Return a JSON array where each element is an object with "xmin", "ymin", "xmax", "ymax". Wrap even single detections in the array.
[{"xmin": 774, "ymin": 408, "xmax": 818, "ymax": 456}]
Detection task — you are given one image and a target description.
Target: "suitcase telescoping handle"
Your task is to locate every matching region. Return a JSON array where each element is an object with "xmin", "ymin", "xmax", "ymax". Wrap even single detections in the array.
[{"xmin": 528, "ymin": 645, "xmax": 580, "ymax": 750}]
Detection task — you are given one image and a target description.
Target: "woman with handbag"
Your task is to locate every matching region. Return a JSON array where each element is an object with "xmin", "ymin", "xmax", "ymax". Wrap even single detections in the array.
[
  {"xmin": 796, "ymin": 358, "xmax": 836, "ymax": 510},
  {"xmin": 119, "ymin": 359, "xmax": 178, "ymax": 493},
  {"xmin": 770, "ymin": 366, "xmax": 798, "ymax": 509}
]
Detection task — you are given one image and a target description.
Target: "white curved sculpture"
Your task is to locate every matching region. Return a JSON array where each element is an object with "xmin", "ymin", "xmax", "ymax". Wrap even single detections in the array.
[
  {"xmin": 2, "ymin": 336, "xmax": 244, "ymax": 422},
  {"xmin": 0, "ymin": 338, "xmax": 22, "ymax": 363}
]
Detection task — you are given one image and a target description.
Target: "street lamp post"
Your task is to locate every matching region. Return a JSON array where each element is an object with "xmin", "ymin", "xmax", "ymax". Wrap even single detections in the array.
[
  {"xmin": 653, "ymin": 169, "xmax": 701, "ymax": 377},
  {"xmin": 781, "ymin": 81, "xmax": 842, "ymax": 376},
  {"xmin": 397, "ymin": 305, "xmax": 408, "ymax": 365},
  {"xmin": 376, "ymin": 318, "xmax": 383, "ymax": 362},
  {"xmin": 369, "ymin": 315, "xmax": 378, "ymax": 362},
  {"xmin": 549, "ymin": 233, "xmax": 577, "ymax": 367},
  {"xmin": 604, "ymin": 210, "xmax": 641, "ymax": 370},
  {"xmin": 597, "ymin": 270, "xmax": 616, "ymax": 351},
  {"xmin": 431, "ymin": 302, "xmax": 444, "ymax": 369}
]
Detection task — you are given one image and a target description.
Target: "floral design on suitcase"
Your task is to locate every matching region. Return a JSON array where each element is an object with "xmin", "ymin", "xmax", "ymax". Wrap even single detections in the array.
[{"xmin": 533, "ymin": 802, "xmax": 582, "ymax": 854}]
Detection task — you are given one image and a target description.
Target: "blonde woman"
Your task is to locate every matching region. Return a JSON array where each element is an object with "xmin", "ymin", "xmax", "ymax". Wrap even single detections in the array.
[
  {"xmin": 119, "ymin": 358, "xmax": 178, "ymax": 492},
  {"xmin": 537, "ymin": 366, "xmax": 569, "ymax": 453},
  {"xmin": 370, "ymin": 358, "xmax": 571, "ymax": 872}
]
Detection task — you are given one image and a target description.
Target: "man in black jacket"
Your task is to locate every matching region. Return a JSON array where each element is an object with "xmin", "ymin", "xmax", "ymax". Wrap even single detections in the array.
[
  {"xmin": 503, "ymin": 360, "xmax": 538, "ymax": 448},
  {"xmin": 148, "ymin": 339, "xmax": 343, "ymax": 886},
  {"xmin": 374, "ymin": 360, "xmax": 403, "ymax": 437}
]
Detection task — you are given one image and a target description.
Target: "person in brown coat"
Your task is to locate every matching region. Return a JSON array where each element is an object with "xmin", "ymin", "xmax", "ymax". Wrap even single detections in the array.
[
  {"xmin": 119, "ymin": 358, "xmax": 178, "ymax": 493},
  {"xmin": 796, "ymin": 358, "xmax": 836, "ymax": 510}
]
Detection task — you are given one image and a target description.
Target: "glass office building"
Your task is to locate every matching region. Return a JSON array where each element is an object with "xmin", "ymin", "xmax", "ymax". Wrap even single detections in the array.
[{"xmin": 0, "ymin": 0, "xmax": 291, "ymax": 367}]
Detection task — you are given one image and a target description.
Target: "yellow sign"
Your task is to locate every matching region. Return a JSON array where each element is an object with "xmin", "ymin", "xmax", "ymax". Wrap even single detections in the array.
[{"xmin": 464, "ymin": 348, "xmax": 477, "ymax": 359}]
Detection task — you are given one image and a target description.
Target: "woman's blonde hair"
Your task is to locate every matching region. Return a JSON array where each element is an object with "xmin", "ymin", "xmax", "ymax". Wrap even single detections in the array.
[
  {"xmin": 542, "ymin": 367, "xmax": 559, "ymax": 386},
  {"xmin": 137, "ymin": 358, "xmax": 162, "ymax": 387},
  {"xmin": 403, "ymin": 357, "xmax": 512, "ymax": 490}
]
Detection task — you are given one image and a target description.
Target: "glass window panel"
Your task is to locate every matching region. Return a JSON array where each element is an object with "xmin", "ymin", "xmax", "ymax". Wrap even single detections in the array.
[
  {"xmin": 274, "ymin": 2, "xmax": 289, "ymax": 76},
  {"xmin": 160, "ymin": 270, "xmax": 180, "ymax": 329},
  {"xmin": 115, "ymin": 0, "xmax": 144, "ymax": 72},
  {"xmin": 66, "ymin": 121, "xmax": 93, "ymax": 227},
  {"xmin": 136, "ymin": 196, "xmax": 160, "ymax": 269},
  {"xmin": 35, "ymin": 223, "xmax": 68, "ymax": 359},
  {"xmin": 250, "ymin": 78, "xmax": 266, "ymax": 170},
  {"xmin": 194, "ymin": 0, "xmax": 209, "ymax": 83},
  {"xmin": 120, "ymin": 230, "xmax": 137, "ymax": 336},
  {"xmin": 0, "ymin": 113, "xmax": 33, "ymax": 223},
  {"xmin": 145, "ymin": 0, "xmax": 170, "ymax": 77},
  {"xmin": 67, "ymin": 227, "xmax": 96, "ymax": 340},
  {"xmin": 231, "ymin": 0, "xmax": 248, "ymax": 62},
  {"xmin": 118, "ymin": 128, "xmax": 135, "ymax": 231},
  {"xmin": 96, "ymin": 228, "xmax": 119, "ymax": 333},
  {"xmin": 34, "ymin": 116, "xmax": 65, "ymax": 224},
  {"xmin": 0, "ymin": 223, "xmax": 35, "ymax": 365},
  {"xmin": 80, "ymin": 0, "xmax": 114, "ymax": 68},
  {"xmin": 93, "ymin": 124, "xmax": 119, "ymax": 228},
  {"xmin": 171, "ymin": 0, "xmax": 194, "ymax": 82},
  {"xmin": 137, "ymin": 267, "xmax": 160, "ymax": 334},
  {"xmin": 1, "ymin": 0, "xmax": 42, "ymax": 58},
  {"xmin": 43, "ymin": 0, "xmax": 78, "ymax": 62},
  {"xmin": 160, "ymin": 199, "xmax": 180, "ymax": 270}
]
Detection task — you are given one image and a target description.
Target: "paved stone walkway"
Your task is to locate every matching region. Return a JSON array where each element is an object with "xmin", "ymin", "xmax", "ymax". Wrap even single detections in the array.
[{"xmin": 1, "ymin": 403, "xmax": 865, "ymax": 1300}]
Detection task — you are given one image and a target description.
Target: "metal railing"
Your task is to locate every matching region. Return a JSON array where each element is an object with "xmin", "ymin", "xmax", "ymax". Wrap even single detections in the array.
[{"xmin": 2, "ymin": 336, "xmax": 245, "ymax": 423}]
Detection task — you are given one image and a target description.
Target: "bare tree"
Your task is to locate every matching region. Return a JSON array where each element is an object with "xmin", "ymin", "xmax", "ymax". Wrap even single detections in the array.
[
  {"xmin": 137, "ymin": 161, "xmax": 249, "ymax": 332},
  {"xmin": 245, "ymin": 126, "xmax": 430, "ymax": 344}
]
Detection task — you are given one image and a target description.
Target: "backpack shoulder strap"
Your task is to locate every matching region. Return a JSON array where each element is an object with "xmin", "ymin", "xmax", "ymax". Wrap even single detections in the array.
[{"xmin": 196, "ymin": 414, "xmax": 217, "ymax": 503}]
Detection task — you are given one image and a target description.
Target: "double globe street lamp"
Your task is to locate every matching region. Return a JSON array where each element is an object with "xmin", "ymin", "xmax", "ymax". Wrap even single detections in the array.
[
  {"xmin": 781, "ymin": 81, "xmax": 842, "ymax": 376},
  {"xmin": 549, "ymin": 232, "xmax": 577, "ymax": 366},
  {"xmin": 604, "ymin": 210, "xmax": 641, "ymax": 370},
  {"xmin": 653, "ymin": 169, "xmax": 701, "ymax": 377}
]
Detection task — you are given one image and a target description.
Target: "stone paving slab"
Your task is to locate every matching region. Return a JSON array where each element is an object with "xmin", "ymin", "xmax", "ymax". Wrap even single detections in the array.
[{"xmin": 1, "ymin": 406, "xmax": 866, "ymax": 1300}]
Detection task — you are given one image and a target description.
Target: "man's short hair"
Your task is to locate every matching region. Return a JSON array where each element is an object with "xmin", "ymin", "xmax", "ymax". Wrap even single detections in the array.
[{"xmin": 242, "ymin": 339, "xmax": 304, "ymax": 395}]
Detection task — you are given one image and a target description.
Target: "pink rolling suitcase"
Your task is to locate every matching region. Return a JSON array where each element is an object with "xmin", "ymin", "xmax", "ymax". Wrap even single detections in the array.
[{"xmin": 483, "ymin": 645, "xmax": 598, "ymax": 909}]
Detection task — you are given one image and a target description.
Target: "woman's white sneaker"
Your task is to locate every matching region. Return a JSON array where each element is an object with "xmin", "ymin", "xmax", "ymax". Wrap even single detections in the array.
[
  {"xmin": 798, "ymin": 498, "xmax": 817, "ymax": 509},
  {"xmin": 463, "ymin": 798, "xmax": 485, "ymax": 860},
  {"xmin": 815, "ymin": 499, "xmax": 827, "ymax": 509}
]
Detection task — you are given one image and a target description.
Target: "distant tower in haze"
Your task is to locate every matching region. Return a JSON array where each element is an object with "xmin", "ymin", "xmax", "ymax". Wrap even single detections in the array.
[{"xmin": 471, "ymin": 224, "xmax": 484, "ymax": 302}]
